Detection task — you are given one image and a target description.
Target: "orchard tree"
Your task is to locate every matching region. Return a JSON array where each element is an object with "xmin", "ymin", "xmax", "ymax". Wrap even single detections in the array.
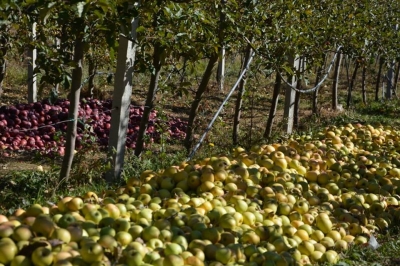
[
  {"xmin": 32, "ymin": 0, "xmax": 119, "ymax": 182},
  {"xmin": 0, "ymin": 1, "xmax": 23, "ymax": 98},
  {"xmin": 183, "ymin": 0, "xmax": 239, "ymax": 152}
]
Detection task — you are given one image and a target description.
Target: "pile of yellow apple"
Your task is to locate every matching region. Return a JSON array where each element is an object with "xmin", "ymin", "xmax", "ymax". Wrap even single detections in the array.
[{"xmin": 1, "ymin": 123, "xmax": 400, "ymax": 266}]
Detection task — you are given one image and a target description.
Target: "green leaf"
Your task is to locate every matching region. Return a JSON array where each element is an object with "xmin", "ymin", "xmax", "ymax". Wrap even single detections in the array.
[{"xmin": 136, "ymin": 26, "xmax": 146, "ymax": 33}]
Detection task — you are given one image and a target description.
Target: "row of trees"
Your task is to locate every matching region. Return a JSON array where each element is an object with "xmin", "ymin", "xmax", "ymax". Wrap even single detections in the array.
[{"xmin": 1, "ymin": 0, "xmax": 400, "ymax": 182}]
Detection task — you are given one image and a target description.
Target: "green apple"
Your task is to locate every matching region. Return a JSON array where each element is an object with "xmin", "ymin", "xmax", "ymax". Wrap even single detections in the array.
[
  {"xmin": 163, "ymin": 254, "xmax": 184, "ymax": 266},
  {"xmin": 293, "ymin": 199, "xmax": 309, "ymax": 214},
  {"xmin": 128, "ymin": 225, "xmax": 143, "ymax": 240},
  {"xmin": 0, "ymin": 239, "xmax": 17, "ymax": 264},
  {"xmin": 67, "ymin": 224, "xmax": 87, "ymax": 242},
  {"xmin": 116, "ymin": 231, "xmax": 133, "ymax": 246},
  {"xmin": 32, "ymin": 247, "xmax": 53, "ymax": 266},
  {"xmin": 10, "ymin": 255, "xmax": 31, "ymax": 266},
  {"xmin": 315, "ymin": 212, "xmax": 332, "ymax": 234},
  {"xmin": 32, "ymin": 215, "xmax": 56, "ymax": 238},
  {"xmin": 113, "ymin": 218, "xmax": 131, "ymax": 232},
  {"xmin": 164, "ymin": 243, "xmax": 183, "ymax": 256},
  {"xmin": 103, "ymin": 204, "xmax": 121, "ymax": 219},
  {"xmin": 50, "ymin": 228, "xmax": 71, "ymax": 243},
  {"xmin": 215, "ymin": 247, "xmax": 234, "ymax": 265},
  {"xmin": 57, "ymin": 213, "xmax": 76, "ymax": 229},
  {"xmin": 146, "ymin": 238, "xmax": 164, "ymax": 250},
  {"xmin": 124, "ymin": 249, "xmax": 143, "ymax": 266},
  {"xmin": 66, "ymin": 197, "xmax": 84, "ymax": 212},
  {"xmin": 80, "ymin": 242, "xmax": 104, "ymax": 263},
  {"xmin": 0, "ymin": 224, "xmax": 14, "ymax": 238},
  {"xmin": 141, "ymin": 226, "xmax": 160, "ymax": 242},
  {"xmin": 84, "ymin": 210, "xmax": 102, "ymax": 224}
]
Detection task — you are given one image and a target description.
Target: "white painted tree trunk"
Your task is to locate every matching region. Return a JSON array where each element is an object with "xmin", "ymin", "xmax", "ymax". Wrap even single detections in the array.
[
  {"xmin": 217, "ymin": 46, "xmax": 225, "ymax": 91},
  {"xmin": 27, "ymin": 22, "xmax": 37, "ymax": 103},
  {"xmin": 283, "ymin": 55, "xmax": 301, "ymax": 134},
  {"xmin": 217, "ymin": 0, "xmax": 226, "ymax": 91},
  {"xmin": 332, "ymin": 52, "xmax": 342, "ymax": 110},
  {"xmin": 106, "ymin": 16, "xmax": 139, "ymax": 182}
]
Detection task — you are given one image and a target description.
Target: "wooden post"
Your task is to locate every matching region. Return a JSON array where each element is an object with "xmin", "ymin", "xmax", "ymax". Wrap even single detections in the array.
[
  {"xmin": 106, "ymin": 13, "xmax": 139, "ymax": 182},
  {"xmin": 27, "ymin": 22, "xmax": 37, "ymax": 103},
  {"xmin": 283, "ymin": 55, "xmax": 301, "ymax": 134}
]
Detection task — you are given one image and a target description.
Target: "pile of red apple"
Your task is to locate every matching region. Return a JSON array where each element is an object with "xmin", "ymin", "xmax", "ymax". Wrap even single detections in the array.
[
  {"xmin": 0, "ymin": 98, "xmax": 187, "ymax": 155},
  {"xmin": 1, "ymin": 123, "xmax": 400, "ymax": 265}
]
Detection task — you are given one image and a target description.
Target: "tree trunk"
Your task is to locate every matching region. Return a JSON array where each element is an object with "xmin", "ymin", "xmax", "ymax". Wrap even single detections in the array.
[
  {"xmin": 232, "ymin": 44, "xmax": 252, "ymax": 145},
  {"xmin": 312, "ymin": 54, "xmax": 326, "ymax": 114},
  {"xmin": 217, "ymin": 0, "xmax": 227, "ymax": 91},
  {"xmin": 312, "ymin": 66, "xmax": 322, "ymax": 115},
  {"xmin": 59, "ymin": 34, "xmax": 84, "ymax": 182},
  {"xmin": 27, "ymin": 22, "xmax": 37, "ymax": 103},
  {"xmin": 184, "ymin": 54, "xmax": 219, "ymax": 151},
  {"xmin": 387, "ymin": 60, "xmax": 395, "ymax": 99},
  {"xmin": 361, "ymin": 64, "xmax": 367, "ymax": 105},
  {"xmin": 0, "ymin": 59, "xmax": 5, "ymax": 99},
  {"xmin": 375, "ymin": 58, "xmax": 384, "ymax": 101},
  {"xmin": 332, "ymin": 52, "xmax": 342, "ymax": 110},
  {"xmin": 88, "ymin": 53, "xmax": 96, "ymax": 98},
  {"xmin": 294, "ymin": 57, "xmax": 305, "ymax": 128},
  {"xmin": 346, "ymin": 60, "xmax": 360, "ymax": 108},
  {"xmin": 217, "ymin": 46, "xmax": 225, "ymax": 91},
  {"xmin": 0, "ymin": 31, "xmax": 7, "ymax": 99},
  {"xmin": 135, "ymin": 43, "xmax": 162, "ymax": 157},
  {"xmin": 106, "ymin": 17, "xmax": 139, "ymax": 182},
  {"xmin": 264, "ymin": 73, "xmax": 282, "ymax": 139},
  {"xmin": 393, "ymin": 60, "xmax": 400, "ymax": 97},
  {"xmin": 283, "ymin": 55, "xmax": 301, "ymax": 134}
]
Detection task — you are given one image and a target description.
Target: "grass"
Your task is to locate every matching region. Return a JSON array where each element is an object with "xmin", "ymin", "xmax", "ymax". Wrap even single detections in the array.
[
  {"xmin": 337, "ymin": 227, "xmax": 400, "ymax": 266},
  {"xmin": 1, "ymin": 52, "xmax": 400, "ymax": 264}
]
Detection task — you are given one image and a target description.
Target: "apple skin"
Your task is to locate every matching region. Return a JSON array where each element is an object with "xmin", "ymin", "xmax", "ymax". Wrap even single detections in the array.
[
  {"xmin": 80, "ymin": 242, "xmax": 104, "ymax": 263},
  {"xmin": 0, "ymin": 238, "xmax": 18, "ymax": 265},
  {"xmin": 10, "ymin": 255, "xmax": 31, "ymax": 266},
  {"xmin": 32, "ymin": 247, "xmax": 53, "ymax": 266},
  {"xmin": 31, "ymin": 215, "xmax": 56, "ymax": 238}
]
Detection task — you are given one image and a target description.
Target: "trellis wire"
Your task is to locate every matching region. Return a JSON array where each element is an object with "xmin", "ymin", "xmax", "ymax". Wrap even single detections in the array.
[
  {"xmin": 278, "ymin": 45, "xmax": 342, "ymax": 94},
  {"xmin": 186, "ymin": 51, "xmax": 256, "ymax": 161}
]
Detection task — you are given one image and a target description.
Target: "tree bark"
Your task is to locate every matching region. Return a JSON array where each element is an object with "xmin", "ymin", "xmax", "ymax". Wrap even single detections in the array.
[
  {"xmin": 346, "ymin": 59, "xmax": 360, "ymax": 108},
  {"xmin": 134, "ymin": 42, "xmax": 162, "ymax": 157},
  {"xmin": 27, "ymin": 22, "xmax": 37, "ymax": 103},
  {"xmin": 184, "ymin": 54, "xmax": 219, "ymax": 151},
  {"xmin": 283, "ymin": 55, "xmax": 300, "ymax": 134},
  {"xmin": 312, "ymin": 54, "xmax": 326, "ymax": 114},
  {"xmin": 106, "ymin": 17, "xmax": 139, "ymax": 183},
  {"xmin": 0, "ymin": 31, "xmax": 7, "ymax": 99},
  {"xmin": 393, "ymin": 60, "xmax": 400, "ymax": 97},
  {"xmin": 217, "ymin": 0, "xmax": 227, "ymax": 91},
  {"xmin": 294, "ymin": 57, "xmax": 305, "ymax": 128},
  {"xmin": 264, "ymin": 73, "xmax": 282, "ymax": 139},
  {"xmin": 232, "ymin": 44, "xmax": 252, "ymax": 145},
  {"xmin": 0, "ymin": 60, "xmax": 5, "ymax": 99},
  {"xmin": 88, "ymin": 53, "xmax": 96, "ymax": 98},
  {"xmin": 332, "ymin": 52, "xmax": 342, "ymax": 110},
  {"xmin": 375, "ymin": 58, "xmax": 384, "ymax": 101},
  {"xmin": 361, "ymin": 64, "xmax": 367, "ymax": 105},
  {"xmin": 59, "ymin": 33, "xmax": 84, "ymax": 182},
  {"xmin": 387, "ymin": 60, "xmax": 395, "ymax": 99}
]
